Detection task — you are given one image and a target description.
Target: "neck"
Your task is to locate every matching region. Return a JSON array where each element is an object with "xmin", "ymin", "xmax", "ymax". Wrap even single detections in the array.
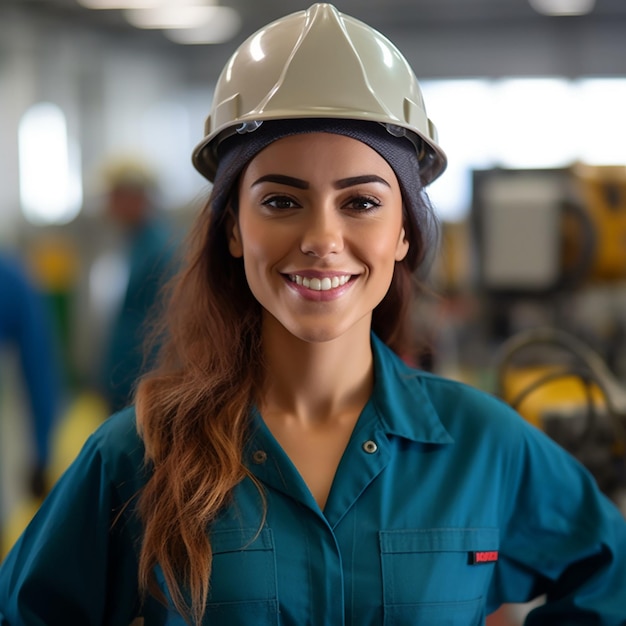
[{"xmin": 259, "ymin": 317, "xmax": 374, "ymax": 425}]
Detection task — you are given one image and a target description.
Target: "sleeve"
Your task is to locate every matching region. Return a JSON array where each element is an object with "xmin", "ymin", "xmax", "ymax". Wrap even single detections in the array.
[
  {"xmin": 491, "ymin": 412, "xmax": 626, "ymax": 625},
  {"xmin": 0, "ymin": 429, "xmax": 142, "ymax": 625}
]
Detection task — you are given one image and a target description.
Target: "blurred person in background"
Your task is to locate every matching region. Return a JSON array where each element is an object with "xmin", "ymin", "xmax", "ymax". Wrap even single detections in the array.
[
  {"xmin": 0, "ymin": 252, "xmax": 62, "ymax": 509},
  {"xmin": 98, "ymin": 157, "xmax": 178, "ymax": 413},
  {"xmin": 1, "ymin": 4, "xmax": 626, "ymax": 626}
]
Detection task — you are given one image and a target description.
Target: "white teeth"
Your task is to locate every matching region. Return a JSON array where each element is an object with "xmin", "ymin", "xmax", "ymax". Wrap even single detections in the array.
[{"xmin": 290, "ymin": 274, "xmax": 350, "ymax": 291}]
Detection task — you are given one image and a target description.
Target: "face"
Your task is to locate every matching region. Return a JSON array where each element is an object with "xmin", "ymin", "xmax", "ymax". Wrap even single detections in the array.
[
  {"xmin": 228, "ymin": 132, "xmax": 409, "ymax": 344},
  {"xmin": 107, "ymin": 186, "xmax": 150, "ymax": 229}
]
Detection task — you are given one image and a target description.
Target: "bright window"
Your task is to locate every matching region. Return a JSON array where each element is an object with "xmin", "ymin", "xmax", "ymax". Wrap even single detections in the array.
[
  {"xmin": 576, "ymin": 79, "xmax": 626, "ymax": 165},
  {"xmin": 18, "ymin": 103, "xmax": 83, "ymax": 225},
  {"xmin": 490, "ymin": 78, "xmax": 578, "ymax": 169},
  {"xmin": 421, "ymin": 77, "xmax": 626, "ymax": 222}
]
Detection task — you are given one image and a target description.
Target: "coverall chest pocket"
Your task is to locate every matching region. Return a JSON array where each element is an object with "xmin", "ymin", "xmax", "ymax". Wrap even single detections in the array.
[
  {"xmin": 379, "ymin": 528, "xmax": 499, "ymax": 626},
  {"xmin": 204, "ymin": 527, "xmax": 279, "ymax": 625}
]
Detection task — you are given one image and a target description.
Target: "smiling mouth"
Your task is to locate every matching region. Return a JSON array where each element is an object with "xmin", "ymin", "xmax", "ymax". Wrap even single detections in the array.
[{"xmin": 288, "ymin": 274, "xmax": 352, "ymax": 291}]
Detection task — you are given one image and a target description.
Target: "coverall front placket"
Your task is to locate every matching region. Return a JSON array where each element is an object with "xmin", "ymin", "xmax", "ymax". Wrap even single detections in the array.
[{"xmin": 245, "ymin": 405, "xmax": 393, "ymax": 625}]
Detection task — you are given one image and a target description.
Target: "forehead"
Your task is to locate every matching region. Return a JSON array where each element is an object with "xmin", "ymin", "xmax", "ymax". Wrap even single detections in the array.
[{"xmin": 241, "ymin": 132, "xmax": 398, "ymax": 181}]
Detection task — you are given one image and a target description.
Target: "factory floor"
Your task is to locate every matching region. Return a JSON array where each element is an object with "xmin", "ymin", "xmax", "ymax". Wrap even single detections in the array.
[{"xmin": 0, "ymin": 378, "xmax": 107, "ymax": 558}]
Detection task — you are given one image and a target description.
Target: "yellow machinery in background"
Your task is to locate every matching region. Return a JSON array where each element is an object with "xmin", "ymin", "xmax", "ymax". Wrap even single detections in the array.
[
  {"xmin": 495, "ymin": 327, "xmax": 626, "ymax": 501},
  {"xmin": 570, "ymin": 163, "xmax": 626, "ymax": 283}
]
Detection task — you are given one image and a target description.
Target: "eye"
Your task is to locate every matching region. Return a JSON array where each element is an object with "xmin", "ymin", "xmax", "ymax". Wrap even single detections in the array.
[
  {"xmin": 261, "ymin": 195, "xmax": 301, "ymax": 210},
  {"xmin": 344, "ymin": 194, "xmax": 382, "ymax": 213}
]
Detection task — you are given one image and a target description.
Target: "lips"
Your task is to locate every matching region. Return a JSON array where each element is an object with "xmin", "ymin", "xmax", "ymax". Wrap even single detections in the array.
[{"xmin": 288, "ymin": 274, "xmax": 351, "ymax": 291}]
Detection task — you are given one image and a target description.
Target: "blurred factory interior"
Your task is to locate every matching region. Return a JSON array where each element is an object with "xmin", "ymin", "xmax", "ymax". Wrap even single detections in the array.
[{"xmin": 1, "ymin": 0, "xmax": 626, "ymax": 623}]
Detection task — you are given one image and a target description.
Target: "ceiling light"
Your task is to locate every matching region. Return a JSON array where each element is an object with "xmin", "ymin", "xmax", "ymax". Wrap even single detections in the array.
[
  {"xmin": 77, "ymin": 0, "xmax": 163, "ymax": 9},
  {"xmin": 123, "ymin": 3, "xmax": 225, "ymax": 29},
  {"xmin": 528, "ymin": 0, "xmax": 596, "ymax": 16},
  {"xmin": 164, "ymin": 8, "xmax": 241, "ymax": 44}
]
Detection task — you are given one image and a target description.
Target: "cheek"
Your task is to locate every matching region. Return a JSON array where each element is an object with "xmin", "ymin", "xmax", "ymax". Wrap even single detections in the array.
[
  {"xmin": 241, "ymin": 232, "xmax": 275, "ymax": 264},
  {"xmin": 363, "ymin": 227, "xmax": 406, "ymax": 266},
  {"xmin": 238, "ymin": 220, "xmax": 290, "ymax": 273}
]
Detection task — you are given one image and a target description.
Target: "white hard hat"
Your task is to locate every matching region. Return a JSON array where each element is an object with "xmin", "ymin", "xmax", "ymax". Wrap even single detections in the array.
[
  {"xmin": 100, "ymin": 155, "xmax": 158, "ymax": 191},
  {"xmin": 192, "ymin": 3, "xmax": 446, "ymax": 186}
]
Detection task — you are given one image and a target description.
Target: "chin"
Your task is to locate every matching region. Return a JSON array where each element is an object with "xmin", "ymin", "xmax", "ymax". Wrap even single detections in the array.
[
  {"xmin": 263, "ymin": 310, "xmax": 371, "ymax": 345},
  {"xmin": 286, "ymin": 321, "xmax": 360, "ymax": 345},
  {"xmin": 298, "ymin": 330, "xmax": 344, "ymax": 344}
]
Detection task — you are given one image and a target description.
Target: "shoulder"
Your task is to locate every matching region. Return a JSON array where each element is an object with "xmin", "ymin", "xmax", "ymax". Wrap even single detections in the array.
[
  {"xmin": 82, "ymin": 406, "xmax": 148, "ymax": 492},
  {"xmin": 411, "ymin": 369, "xmax": 590, "ymax": 483},
  {"xmin": 373, "ymin": 335, "xmax": 530, "ymax": 446},
  {"xmin": 0, "ymin": 253, "xmax": 20, "ymax": 279},
  {"xmin": 90, "ymin": 405, "xmax": 143, "ymax": 448},
  {"xmin": 389, "ymin": 347, "xmax": 524, "ymax": 426},
  {"xmin": 137, "ymin": 218, "xmax": 177, "ymax": 255},
  {"xmin": 411, "ymin": 368, "xmax": 538, "ymax": 449},
  {"xmin": 0, "ymin": 253, "xmax": 30, "ymax": 294},
  {"xmin": 416, "ymin": 371, "xmax": 516, "ymax": 418}
]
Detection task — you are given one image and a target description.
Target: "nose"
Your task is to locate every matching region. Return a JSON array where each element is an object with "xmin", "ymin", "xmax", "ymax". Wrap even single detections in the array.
[{"xmin": 300, "ymin": 207, "xmax": 344, "ymax": 257}]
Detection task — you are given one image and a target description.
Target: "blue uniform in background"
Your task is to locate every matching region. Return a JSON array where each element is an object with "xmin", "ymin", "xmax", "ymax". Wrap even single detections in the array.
[
  {"xmin": 1, "ymin": 334, "xmax": 625, "ymax": 624},
  {"xmin": 101, "ymin": 217, "xmax": 176, "ymax": 413},
  {"xmin": 0, "ymin": 253, "xmax": 60, "ymax": 476}
]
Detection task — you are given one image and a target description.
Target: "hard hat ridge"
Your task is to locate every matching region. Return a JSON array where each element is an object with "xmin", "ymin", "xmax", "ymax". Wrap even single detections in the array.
[
  {"xmin": 259, "ymin": 4, "xmax": 392, "ymax": 122},
  {"xmin": 192, "ymin": 3, "xmax": 447, "ymax": 186}
]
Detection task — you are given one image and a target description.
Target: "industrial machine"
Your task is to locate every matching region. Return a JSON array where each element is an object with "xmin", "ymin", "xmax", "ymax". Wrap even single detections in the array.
[
  {"xmin": 471, "ymin": 164, "xmax": 626, "ymax": 502},
  {"xmin": 472, "ymin": 163, "xmax": 626, "ymax": 295},
  {"xmin": 495, "ymin": 327, "xmax": 626, "ymax": 502}
]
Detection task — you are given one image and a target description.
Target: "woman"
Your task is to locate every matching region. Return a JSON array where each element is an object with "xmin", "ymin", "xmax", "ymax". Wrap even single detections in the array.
[{"xmin": 1, "ymin": 4, "xmax": 625, "ymax": 625}]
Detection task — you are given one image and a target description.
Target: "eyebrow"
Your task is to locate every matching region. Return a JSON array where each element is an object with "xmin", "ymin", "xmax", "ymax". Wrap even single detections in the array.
[
  {"xmin": 251, "ymin": 174, "xmax": 309, "ymax": 189},
  {"xmin": 250, "ymin": 173, "xmax": 391, "ymax": 190},
  {"xmin": 335, "ymin": 175, "xmax": 390, "ymax": 189}
]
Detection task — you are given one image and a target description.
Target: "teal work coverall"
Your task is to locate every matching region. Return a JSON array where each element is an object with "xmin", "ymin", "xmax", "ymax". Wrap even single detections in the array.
[{"xmin": 1, "ymin": 334, "xmax": 625, "ymax": 625}]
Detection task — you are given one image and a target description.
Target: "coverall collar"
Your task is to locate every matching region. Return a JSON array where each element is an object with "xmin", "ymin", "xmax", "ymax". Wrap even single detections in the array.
[{"xmin": 369, "ymin": 332, "xmax": 455, "ymax": 446}]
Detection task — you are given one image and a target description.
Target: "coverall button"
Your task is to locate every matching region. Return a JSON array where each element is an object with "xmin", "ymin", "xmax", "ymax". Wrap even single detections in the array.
[
  {"xmin": 252, "ymin": 450, "xmax": 267, "ymax": 464},
  {"xmin": 362, "ymin": 440, "xmax": 378, "ymax": 454}
]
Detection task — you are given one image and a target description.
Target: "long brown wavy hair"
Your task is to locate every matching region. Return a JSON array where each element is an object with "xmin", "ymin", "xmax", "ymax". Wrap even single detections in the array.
[{"xmin": 134, "ymin": 170, "xmax": 439, "ymax": 624}]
